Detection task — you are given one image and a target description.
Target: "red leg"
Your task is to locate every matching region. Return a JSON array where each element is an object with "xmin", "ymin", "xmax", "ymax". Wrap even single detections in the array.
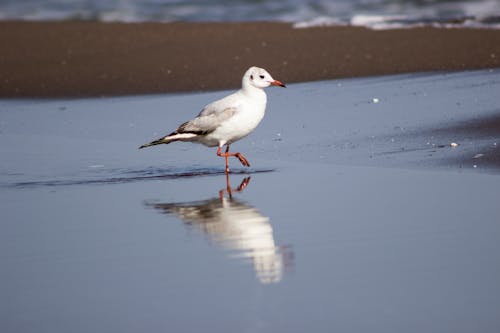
[
  {"xmin": 216, "ymin": 146, "xmax": 230, "ymax": 173},
  {"xmin": 216, "ymin": 146, "xmax": 251, "ymax": 173}
]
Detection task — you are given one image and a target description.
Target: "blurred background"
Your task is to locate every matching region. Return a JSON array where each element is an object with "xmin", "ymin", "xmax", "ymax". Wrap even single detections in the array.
[{"xmin": 0, "ymin": 0, "xmax": 499, "ymax": 29}]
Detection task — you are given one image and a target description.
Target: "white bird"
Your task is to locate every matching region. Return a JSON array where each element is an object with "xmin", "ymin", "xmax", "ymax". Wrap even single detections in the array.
[{"xmin": 139, "ymin": 66, "xmax": 286, "ymax": 173}]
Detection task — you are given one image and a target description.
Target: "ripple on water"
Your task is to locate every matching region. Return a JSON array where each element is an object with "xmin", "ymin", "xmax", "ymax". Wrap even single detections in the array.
[{"xmin": 6, "ymin": 166, "xmax": 275, "ymax": 189}]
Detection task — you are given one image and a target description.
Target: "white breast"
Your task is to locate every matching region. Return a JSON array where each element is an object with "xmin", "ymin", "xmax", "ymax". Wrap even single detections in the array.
[{"xmin": 204, "ymin": 89, "xmax": 267, "ymax": 146}]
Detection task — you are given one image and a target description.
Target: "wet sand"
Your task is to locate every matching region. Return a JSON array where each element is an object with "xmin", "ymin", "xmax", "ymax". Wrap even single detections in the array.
[
  {"xmin": 1, "ymin": 21, "xmax": 500, "ymax": 97},
  {"xmin": 1, "ymin": 70, "xmax": 500, "ymax": 332}
]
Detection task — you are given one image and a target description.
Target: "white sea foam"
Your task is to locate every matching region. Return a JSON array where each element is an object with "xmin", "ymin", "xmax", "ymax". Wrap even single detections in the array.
[
  {"xmin": 292, "ymin": 16, "xmax": 347, "ymax": 29},
  {"xmin": 294, "ymin": 14, "xmax": 500, "ymax": 30}
]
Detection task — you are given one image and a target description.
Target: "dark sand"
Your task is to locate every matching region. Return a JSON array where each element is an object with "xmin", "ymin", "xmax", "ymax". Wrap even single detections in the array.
[{"xmin": 1, "ymin": 21, "xmax": 500, "ymax": 97}]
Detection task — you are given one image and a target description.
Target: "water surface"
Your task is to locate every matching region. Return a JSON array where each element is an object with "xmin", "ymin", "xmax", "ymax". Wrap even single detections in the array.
[
  {"xmin": 1, "ymin": 70, "xmax": 500, "ymax": 332},
  {"xmin": 1, "ymin": 0, "xmax": 499, "ymax": 29}
]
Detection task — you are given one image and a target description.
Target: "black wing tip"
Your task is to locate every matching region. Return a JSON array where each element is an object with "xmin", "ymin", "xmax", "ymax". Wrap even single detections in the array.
[{"xmin": 138, "ymin": 139, "xmax": 163, "ymax": 149}]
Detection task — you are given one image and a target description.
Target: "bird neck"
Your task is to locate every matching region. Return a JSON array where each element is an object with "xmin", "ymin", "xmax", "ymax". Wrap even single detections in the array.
[{"xmin": 241, "ymin": 82, "xmax": 267, "ymax": 100}]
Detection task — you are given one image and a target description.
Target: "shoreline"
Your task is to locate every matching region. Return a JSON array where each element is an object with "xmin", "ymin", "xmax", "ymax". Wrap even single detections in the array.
[{"xmin": 1, "ymin": 21, "xmax": 500, "ymax": 97}]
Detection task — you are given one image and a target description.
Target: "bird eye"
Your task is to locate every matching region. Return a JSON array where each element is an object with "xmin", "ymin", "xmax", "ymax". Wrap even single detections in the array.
[
  {"xmin": 259, "ymin": 75, "xmax": 265, "ymax": 79},
  {"xmin": 250, "ymin": 75, "xmax": 254, "ymax": 80}
]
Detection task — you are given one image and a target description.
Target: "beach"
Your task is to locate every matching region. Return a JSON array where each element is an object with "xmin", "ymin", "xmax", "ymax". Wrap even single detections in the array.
[
  {"xmin": 1, "ymin": 21, "xmax": 500, "ymax": 97},
  {"xmin": 1, "ymin": 19, "xmax": 500, "ymax": 333},
  {"xmin": 2, "ymin": 68, "xmax": 500, "ymax": 332}
]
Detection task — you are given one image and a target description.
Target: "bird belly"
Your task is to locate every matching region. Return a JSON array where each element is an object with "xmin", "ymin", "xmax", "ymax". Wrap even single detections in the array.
[{"xmin": 205, "ymin": 108, "xmax": 265, "ymax": 146}]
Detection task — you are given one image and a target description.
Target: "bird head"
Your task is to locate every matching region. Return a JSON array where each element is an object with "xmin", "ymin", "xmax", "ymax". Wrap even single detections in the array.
[{"xmin": 243, "ymin": 66, "xmax": 286, "ymax": 89}]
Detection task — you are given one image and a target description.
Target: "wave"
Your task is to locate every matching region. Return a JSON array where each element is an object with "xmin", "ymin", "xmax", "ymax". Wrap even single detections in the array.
[
  {"xmin": 293, "ymin": 14, "xmax": 500, "ymax": 30},
  {"xmin": 1, "ymin": 0, "xmax": 500, "ymax": 30}
]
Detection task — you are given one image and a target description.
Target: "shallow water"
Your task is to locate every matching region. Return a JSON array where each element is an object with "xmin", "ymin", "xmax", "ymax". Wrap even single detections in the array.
[{"xmin": 1, "ymin": 70, "xmax": 500, "ymax": 332}]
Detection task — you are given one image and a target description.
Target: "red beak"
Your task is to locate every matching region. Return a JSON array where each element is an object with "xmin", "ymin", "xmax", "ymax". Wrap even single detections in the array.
[{"xmin": 271, "ymin": 80, "xmax": 286, "ymax": 88}]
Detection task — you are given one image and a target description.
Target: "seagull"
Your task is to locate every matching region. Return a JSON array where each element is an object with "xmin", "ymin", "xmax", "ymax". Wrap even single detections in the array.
[{"xmin": 139, "ymin": 66, "xmax": 286, "ymax": 173}]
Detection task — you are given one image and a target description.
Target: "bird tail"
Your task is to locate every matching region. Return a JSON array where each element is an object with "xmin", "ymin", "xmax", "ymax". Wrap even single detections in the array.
[
  {"xmin": 139, "ymin": 138, "xmax": 168, "ymax": 149},
  {"xmin": 138, "ymin": 132, "xmax": 197, "ymax": 149}
]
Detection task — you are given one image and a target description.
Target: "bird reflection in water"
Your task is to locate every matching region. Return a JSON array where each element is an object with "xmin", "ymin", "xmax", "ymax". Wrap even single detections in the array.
[{"xmin": 146, "ymin": 174, "xmax": 292, "ymax": 284}]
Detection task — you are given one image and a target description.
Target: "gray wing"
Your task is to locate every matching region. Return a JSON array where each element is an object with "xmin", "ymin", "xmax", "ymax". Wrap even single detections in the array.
[{"xmin": 176, "ymin": 107, "xmax": 237, "ymax": 135}]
